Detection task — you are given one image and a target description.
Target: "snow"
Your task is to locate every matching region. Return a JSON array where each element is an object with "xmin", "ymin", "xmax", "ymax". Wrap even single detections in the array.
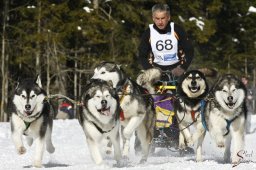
[
  {"xmin": 189, "ymin": 17, "xmax": 205, "ymax": 31},
  {"xmin": 248, "ymin": 6, "xmax": 256, "ymax": 13},
  {"xmin": 83, "ymin": 6, "xmax": 93, "ymax": 13},
  {"xmin": 1, "ymin": 115, "xmax": 256, "ymax": 170}
]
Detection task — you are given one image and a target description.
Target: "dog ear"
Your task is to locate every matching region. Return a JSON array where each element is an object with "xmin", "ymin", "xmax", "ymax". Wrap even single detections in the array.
[
  {"xmin": 106, "ymin": 80, "xmax": 114, "ymax": 88},
  {"xmin": 15, "ymin": 77, "xmax": 20, "ymax": 90},
  {"xmin": 116, "ymin": 64, "xmax": 121, "ymax": 69},
  {"xmin": 136, "ymin": 74, "xmax": 145, "ymax": 86},
  {"xmin": 211, "ymin": 74, "xmax": 224, "ymax": 91},
  {"xmin": 35, "ymin": 74, "xmax": 42, "ymax": 88}
]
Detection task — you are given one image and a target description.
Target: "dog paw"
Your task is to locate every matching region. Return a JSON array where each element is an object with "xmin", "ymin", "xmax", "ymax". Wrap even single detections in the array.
[
  {"xmin": 114, "ymin": 158, "xmax": 129, "ymax": 168},
  {"xmin": 217, "ymin": 142, "xmax": 225, "ymax": 148},
  {"xmin": 47, "ymin": 146, "xmax": 55, "ymax": 154},
  {"xmin": 17, "ymin": 146, "xmax": 26, "ymax": 155},
  {"xmin": 179, "ymin": 142, "xmax": 186, "ymax": 150},
  {"xmin": 186, "ymin": 138, "xmax": 194, "ymax": 147},
  {"xmin": 33, "ymin": 160, "xmax": 42, "ymax": 168},
  {"xmin": 105, "ymin": 147, "xmax": 112, "ymax": 155},
  {"xmin": 196, "ymin": 157, "xmax": 203, "ymax": 162},
  {"xmin": 139, "ymin": 158, "xmax": 147, "ymax": 164}
]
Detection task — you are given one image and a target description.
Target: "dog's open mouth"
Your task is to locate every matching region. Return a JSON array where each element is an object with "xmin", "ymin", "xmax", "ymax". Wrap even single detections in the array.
[
  {"xmin": 24, "ymin": 110, "xmax": 33, "ymax": 116},
  {"xmin": 188, "ymin": 86, "xmax": 200, "ymax": 93},
  {"xmin": 97, "ymin": 107, "xmax": 111, "ymax": 116},
  {"xmin": 225, "ymin": 101, "xmax": 237, "ymax": 109}
]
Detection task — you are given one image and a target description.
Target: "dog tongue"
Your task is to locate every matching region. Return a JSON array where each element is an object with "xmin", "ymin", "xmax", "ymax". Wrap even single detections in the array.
[
  {"xmin": 101, "ymin": 107, "xmax": 110, "ymax": 116},
  {"xmin": 24, "ymin": 111, "xmax": 32, "ymax": 116},
  {"xmin": 228, "ymin": 103, "xmax": 234, "ymax": 107}
]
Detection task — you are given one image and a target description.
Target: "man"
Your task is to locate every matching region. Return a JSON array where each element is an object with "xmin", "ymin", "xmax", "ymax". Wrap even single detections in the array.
[
  {"xmin": 241, "ymin": 76, "xmax": 255, "ymax": 134},
  {"xmin": 136, "ymin": 3, "xmax": 194, "ymax": 154},
  {"xmin": 138, "ymin": 3, "xmax": 194, "ymax": 76}
]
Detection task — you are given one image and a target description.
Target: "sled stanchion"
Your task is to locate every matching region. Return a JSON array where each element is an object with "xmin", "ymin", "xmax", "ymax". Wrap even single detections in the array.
[{"xmin": 46, "ymin": 94, "xmax": 83, "ymax": 106}]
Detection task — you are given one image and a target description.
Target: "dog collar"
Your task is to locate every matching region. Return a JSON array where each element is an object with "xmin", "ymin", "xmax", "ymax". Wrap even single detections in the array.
[{"xmin": 91, "ymin": 121, "xmax": 115, "ymax": 134}]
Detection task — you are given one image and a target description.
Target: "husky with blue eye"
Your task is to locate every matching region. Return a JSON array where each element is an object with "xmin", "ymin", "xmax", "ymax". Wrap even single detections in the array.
[{"xmin": 10, "ymin": 75, "xmax": 55, "ymax": 168}]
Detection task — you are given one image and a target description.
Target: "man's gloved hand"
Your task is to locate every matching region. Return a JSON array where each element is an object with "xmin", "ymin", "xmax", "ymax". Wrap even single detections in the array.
[{"xmin": 172, "ymin": 66, "xmax": 185, "ymax": 76}]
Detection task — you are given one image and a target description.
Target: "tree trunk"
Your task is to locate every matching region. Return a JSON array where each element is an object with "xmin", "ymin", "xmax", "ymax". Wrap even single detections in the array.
[
  {"xmin": 74, "ymin": 52, "xmax": 78, "ymax": 117},
  {"xmin": 54, "ymin": 42, "xmax": 65, "ymax": 94},
  {"xmin": 93, "ymin": 0, "xmax": 99, "ymax": 9},
  {"xmin": 46, "ymin": 41, "xmax": 50, "ymax": 95},
  {"xmin": 1, "ymin": 0, "xmax": 9, "ymax": 122},
  {"xmin": 36, "ymin": 0, "xmax": 42, "ymax": 75}
]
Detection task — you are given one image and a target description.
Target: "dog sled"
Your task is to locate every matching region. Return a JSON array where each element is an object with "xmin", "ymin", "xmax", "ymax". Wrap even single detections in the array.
[
  {"xmin": 135, "ymin": 71, "xmax": 194, "ymax": 155},
  {"xmin": 150, "ymin": 74, "xmax": 181, "ymax": 152}
]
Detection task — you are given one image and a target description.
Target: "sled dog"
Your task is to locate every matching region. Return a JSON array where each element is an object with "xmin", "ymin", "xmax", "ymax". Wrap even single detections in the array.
[
  {"xmin": 136, "ymin": 67, "xmax": 162, "ymax": 95},
  {"xmin": 92, "ymin": 62, "xmax": 155, "ymax": 163},
  {"xmin": 10, "ymin": 75, "xmax": 55, "ymax": 168},
  {"xmin": 78, "ymin": 79, "xmax": 122, "ymax": 165},
  {"xmin": 174, "ymin": 70, "xmax": 209, "ymax": 160},
  {"xmin": 202, "ymin": 74, "xmax": 247, "ymax": 164}
]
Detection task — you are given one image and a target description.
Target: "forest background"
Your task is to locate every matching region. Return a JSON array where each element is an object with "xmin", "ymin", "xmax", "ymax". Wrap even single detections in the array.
[{"xmin": 1, "ymin": 0, "xmax": 256, "ymax": 121}]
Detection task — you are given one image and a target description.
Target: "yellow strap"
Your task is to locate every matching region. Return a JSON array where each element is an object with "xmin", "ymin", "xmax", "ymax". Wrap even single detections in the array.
[
  {"xmin": 159, "ymin": 85, "xmax": 176, "ymax": 90},
  {"xmin": 155, "ymin": 109, "xmax": 175, "ymax": 128},
  {"xmin": 155, "ymin": 106, "xmax": 175, "ymax": 116},
  {"xmin": 119, "ymin": 84, "xmax": 128, "ymax": 104}
]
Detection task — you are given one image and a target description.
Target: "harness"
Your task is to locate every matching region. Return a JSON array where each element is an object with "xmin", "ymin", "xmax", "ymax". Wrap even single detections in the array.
[
  {"xmin": 20, "ymin": 98, "xmax": 49, "ymax": 133},
  {"xmin": 190, "ymin": 107, "xmax": 200, "ymax": 122},
  {"xmin": 23, "ymin": 121, "xmax": 32, "ymax": 132},
  {"xmin": 200, "ymin": 100, "xmax": 208, "ymax": 131},
  {"xmin": 223, "ymin": 114, "xmax": 241, "ymax": 136},
  {"xmin": 91, "ymin": 122, "xmax": 116, "ymax": 134},
  {"xmin": 116, "ymin": 79, "xmax": 130, "ymax": 121},
  {"xmin": 201, "ymin": 96, "xmax": 241, "ymax": 136}
]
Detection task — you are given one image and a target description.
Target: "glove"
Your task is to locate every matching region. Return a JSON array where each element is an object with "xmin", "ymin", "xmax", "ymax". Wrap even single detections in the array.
[{"xmin": 171, "ymin": 66, "xmax": 185, "ymax": 76}]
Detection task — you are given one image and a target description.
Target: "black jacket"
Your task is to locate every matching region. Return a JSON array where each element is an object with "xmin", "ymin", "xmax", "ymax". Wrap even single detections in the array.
[{"xmin": 138, "ymin": 22, "xmax": 194, "ymax": 71}]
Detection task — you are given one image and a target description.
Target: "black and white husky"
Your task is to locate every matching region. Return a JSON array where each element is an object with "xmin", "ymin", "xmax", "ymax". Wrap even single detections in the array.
[
  {"xmin": 174, "ymin": 70, "xmax": 209, "ymax": 160},
  {"xmin": 10, "ymin": 75, "xmax": 55, "ymax": 168},
  {"xmin": 202, "ymin": 74, "xmax": 247, "ymax": 165},
  {"xmin": 78, "ymin": 79, "xmax": 122, "ymax": 166},
  {"xmin": 92, "ymin": 62, "xmax": 155, "ymax": 163}
]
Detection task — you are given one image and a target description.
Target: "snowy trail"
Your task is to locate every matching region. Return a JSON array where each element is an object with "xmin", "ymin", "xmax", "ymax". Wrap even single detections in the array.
[{"xmin": 0, "ymin": 116, "xmax": 256, "ymax": 170}]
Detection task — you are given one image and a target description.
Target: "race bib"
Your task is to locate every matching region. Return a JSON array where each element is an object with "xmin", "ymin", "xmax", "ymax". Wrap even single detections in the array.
[
  {"xmin": 154, "ymin": 53, "xmax": 179, "ymax": 65},
  {"xmin": 163, "ymin": 53, "xmax": 178, "ymax": 61}
]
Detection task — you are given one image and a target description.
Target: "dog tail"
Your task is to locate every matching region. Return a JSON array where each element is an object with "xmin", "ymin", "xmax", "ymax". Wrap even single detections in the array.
[{"xmin": 198, "ymin": 68, "xmax": 218, "ymax": 77}]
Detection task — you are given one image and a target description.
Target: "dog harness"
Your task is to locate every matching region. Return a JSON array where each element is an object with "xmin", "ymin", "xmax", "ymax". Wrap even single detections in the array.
[
  {"xmin": 201, "ymin": 98, "xmax": 242, "ymax": 136},
  {"xmin": 19, "ymin": 99, "xmax": 49, "ymax": 133},
  {"xmin": 21, "ymin": 111, "xmax": 42, "ymax": 134},
  {"xmin": 118, "ymin": 80, "xmax": 129, "ymax": 121},
  {"xmin": 91, "ymin": 122, "xmax": 115, "ymax": 134},
  {"xmin": 190, "ymin": 107, "xmax": 201, "ymax": 122},
  {"xmin": 200, "ymin": 100, "xmax": 208, "ymax": 131},
  {"xmin": 223, "ymin": 114, "xmax": 241, "ymax": 136}
]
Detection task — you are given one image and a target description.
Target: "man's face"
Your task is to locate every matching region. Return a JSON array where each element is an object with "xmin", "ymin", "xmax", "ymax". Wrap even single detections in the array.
[
  {"xmin": 152, "ymin": 10, "xmax": 170, "ymax": 30},
  {"xmin": 241, "ymin": 77, "xmax": 248, "ymax": 85}
]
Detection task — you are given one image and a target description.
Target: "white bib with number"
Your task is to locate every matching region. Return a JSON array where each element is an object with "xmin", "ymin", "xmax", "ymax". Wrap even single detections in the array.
[{"xmin": 149, "ymin": 22, "xmax": 179, "ymax": 66}]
